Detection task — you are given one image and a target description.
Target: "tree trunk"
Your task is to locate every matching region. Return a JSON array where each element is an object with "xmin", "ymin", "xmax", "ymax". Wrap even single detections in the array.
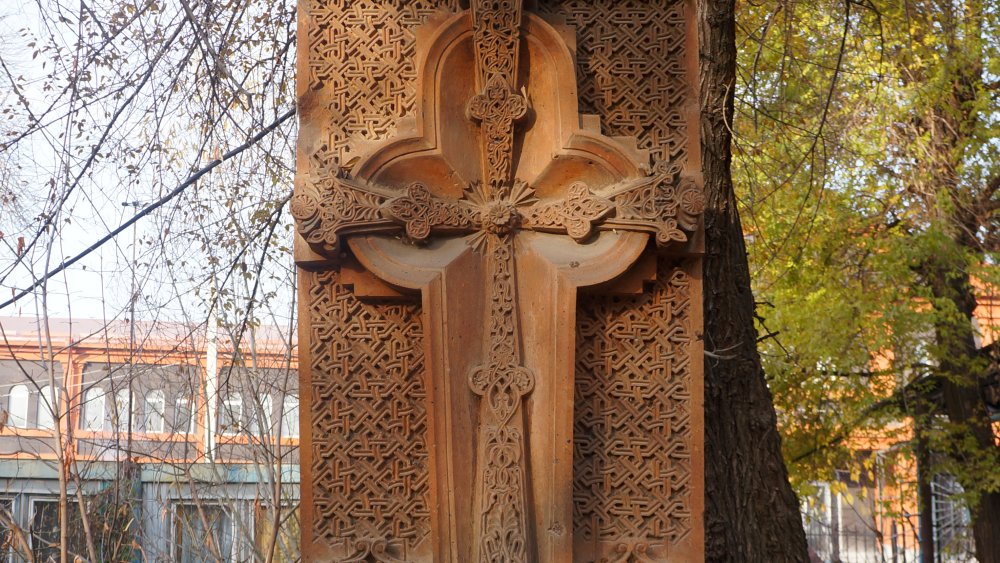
[
  {"xmin": 914, "ymin": 400, "xmax": 936, "ymax": 563},
  {"xmin": 928, "ymin": 262, "xmax": 1000, "ymax": 563},
  {"xmin": 971, "ymin": 486, "xmax": 1000, "ymax": 563},
  {"xmin": 699, "ymin": 1, "xmax": 811, "ymax": 560},
  {"xmin": 910, "ymin": 6, "xmax": 1000, "ymax": 552}
]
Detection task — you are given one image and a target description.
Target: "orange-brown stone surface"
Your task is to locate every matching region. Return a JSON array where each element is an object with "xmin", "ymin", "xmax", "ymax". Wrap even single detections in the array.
[{"xmin": 294, "ymin": 1, "xmax": 704, "ymax": 560}]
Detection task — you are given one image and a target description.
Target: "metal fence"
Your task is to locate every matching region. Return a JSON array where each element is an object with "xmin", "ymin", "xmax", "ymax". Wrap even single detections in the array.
[{"xmin": 803, "ymin": 474, "xmax": 977, "ymax": 563}]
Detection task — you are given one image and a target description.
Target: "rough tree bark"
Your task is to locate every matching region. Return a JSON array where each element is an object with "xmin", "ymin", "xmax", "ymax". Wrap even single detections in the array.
[{"xmin": 699, "ymin": 1, "xmax": 811, "ymax": 560}]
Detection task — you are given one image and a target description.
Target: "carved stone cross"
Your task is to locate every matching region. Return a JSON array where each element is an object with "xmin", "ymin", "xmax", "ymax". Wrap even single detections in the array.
[{"xmin": 294, "ymin": 2, "xmax": 703, "ymax": 561}]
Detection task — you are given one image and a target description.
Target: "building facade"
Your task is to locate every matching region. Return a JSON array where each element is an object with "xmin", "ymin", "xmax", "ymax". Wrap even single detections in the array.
[
  {"xmin": 800, "ymin": 290, "xmax": 1000, "ymax": 563},
  {"xmin": 0, "ymin": 317, "xmax": 299, "ymax": 562}
]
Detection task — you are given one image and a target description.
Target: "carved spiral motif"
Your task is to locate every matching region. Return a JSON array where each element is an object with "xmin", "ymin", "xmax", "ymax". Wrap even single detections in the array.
[
  {"xmin": 680, "ymin": 189, "xmax": 704, "ymax": 215},
  {"xmin": 598, "ymin": 542, "xmax": 656, "ymax": 563},
  {"xmin": 343, "ymin": 538, "xmax": 408, "ymax": 563},
  {"xmin": 290, "ymin": 193, "xmax": 319, "ymax": 220}
]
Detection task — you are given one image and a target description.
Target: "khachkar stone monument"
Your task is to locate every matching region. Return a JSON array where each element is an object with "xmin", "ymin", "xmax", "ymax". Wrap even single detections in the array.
[{"xmin": 293, "ymin": 0, "xmax": 704, "ymax": 561}]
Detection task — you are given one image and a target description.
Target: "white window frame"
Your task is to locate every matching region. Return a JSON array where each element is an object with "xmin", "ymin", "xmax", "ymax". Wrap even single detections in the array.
[
  {"xmin": 247, "ymin": 394, "xmax": 273, "ymax": 436},
  {"xmin": 280, "ymin": 395, "xmax": 299, "ymax": 439},
  {"xmin": 219, "ymin": 393, "xmax": 243, "ymax": 435},
  {"xmin": 114, "ymin": 389, "xmax": 137, "ymax": 433},
  {"xmin": 82, "ymin": 387, "xmax": 105, "ymax": 431},
  {"xmin": 0, "ymin": 496, "xmax": 17, "ymax": 563},
  {"xmin": 171, "ymin": 501, "xmax": 237, "ymax": 562},
  {"xmin": 36, "ymin": 386, "xmax": 57, "ymax": 430},
  {"xmin": 29, "ymin": 497, "xmax": 89, "ymax": 562},
  {"xmin": 144, "ymin": 389, "xmax": 166, "ymax": 433},
  {"xmin": 7, "ymin": 385, "xmax": 29, "ymax": 429},
  {"xmin": 175, "ymin": 397, "xmax": 195, "ymax": 434},
  {"xmin": 28, "ymin": 497, "xmax": 76, "ymax": 561}
]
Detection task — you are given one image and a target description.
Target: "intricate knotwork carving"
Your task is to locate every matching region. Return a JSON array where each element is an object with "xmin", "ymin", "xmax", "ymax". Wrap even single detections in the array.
[
  {"xmin": 468, "ymin": 232, "xmax": 533, "ymax": 562},
  {"xmin": 292, "ymin": 175, "xmax": 393, "ymax": 254},
  {"xmin": 294, "ymin": 169, "xmax": 704, "ymax": 255},
  {"xmin": 304, "ymin": 0, "xmax": 459, "ymax": 158},
  {"xmin": 594, "ymin": 541, "xmax": 665, "ymax": 563},
  {"xmin": 298, "ymin": 0, "xmax": 701, "ymax": 559},
  {"xmin": 469, "ymin": 0, "xmax": 527, "ymax": 198},
  {"xmin": 575, "ymin": 266, "xmax": 694, "ymax": 554},
  {"xmin": 465, "ymin": 4, "xmax": 533, "ymax": 556},
  {"xmin": 522, "ymin": 182, "xmax": 614, "ymax": 242},
  {"xmin": 471, "ymin": 0, "xmax": 523, "ymax": 86},
  {"xmin": 384, "ymin": 183, "xmax": 480, "ymax": 241},
  {"xmin": 306, "ymin": 270, "xmax": 430, "ymax": 560},
  {"xmin": 603, "ymin": 166, "xmax": 705, "ymax": 246},
  {"xmin": 468, "ymin": 76, "xmax": 529, "ymax": 192},
  {"xmin": 292, "ymin": 163, "xmax": 483, "ymax": 254},
  {"xmin": 341, "ymin": 539, "xmax": 410, "ymax": 563},
  {"xmin": 536, "ymin": 0, "xmax": 690, "ymax": 166}
]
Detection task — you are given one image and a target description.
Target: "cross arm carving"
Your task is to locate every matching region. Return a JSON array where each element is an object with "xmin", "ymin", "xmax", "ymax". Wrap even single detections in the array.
[
  {"xmin": 294, "ymin": 171, "xmax": 704, "ymax": 260},
  {"xmin": 598, "ymin": 169, "xmax": 705, "ymax": 246},
  {"xmin": 291, "ymin": 173, "xmax": 481, "ymax": 256},
  {"xmin": 518, "ymin": 170, "xmax": 704, "ymax": 247},
  {"xmin": 292, "ymin": 165, "xmax": 705, "ymax": 258}
]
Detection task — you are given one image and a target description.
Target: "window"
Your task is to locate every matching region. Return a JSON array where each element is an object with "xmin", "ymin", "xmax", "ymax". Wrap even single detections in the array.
[
  {"xmin": 82, "ymin": 387, "xmax": 106, "ymax": 431},
  {"xmin": 114, "ymin": 390, "xmax": 137, "ymax": 433},
  {"xmin": 7, "ymin": 385, "xmax": 28, "ymax": 428},
  {"xmin": 173, "ymin": 503, "xmax": 233, "ymax": 563},
  {"xmin": 175, "ymin": 397, "xmax": 195, "ymax": 434},
  {"xmin": 247, "ymin": 394, "xmax": 272, "ymax": 436},
  {"xmin": 30, "ymin": 499, "xmax": 60, "ymax": 562},
  {"xmin": 30, "ymin": 499, "xmax": 85, "ymax": 562},
  {"xmin": 36, "ymin": 386, "xmax": 57, "ymax": 430},
  {"xmin": 144, "ymin": 390, "xmax": 166, "ymax": 433},
  {"xmin": 280, "ymin": 395, "xmax": 299, "ymax": 439},
  {"xmin": 219, "ymin": 393, "xmax": 242, "ymax": 435},
  {"xmin": 933, "ymin": 474, "xmax": 974, "ymax": 554}
]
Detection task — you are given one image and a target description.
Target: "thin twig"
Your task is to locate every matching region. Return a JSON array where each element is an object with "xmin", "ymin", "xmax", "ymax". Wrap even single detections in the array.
[{"xmin": 0, "ymin": 108, "xmax": 296, "ymax": 312}]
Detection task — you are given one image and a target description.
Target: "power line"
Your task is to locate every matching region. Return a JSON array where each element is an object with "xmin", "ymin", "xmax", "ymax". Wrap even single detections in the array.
[{"xmin": 0, "ymin": 107, "xmax": 296, "ymax": 312}]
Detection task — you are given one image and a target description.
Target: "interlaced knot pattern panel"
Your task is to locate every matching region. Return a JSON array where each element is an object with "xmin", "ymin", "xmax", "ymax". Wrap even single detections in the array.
[
  {"xmin": 575, "ymin": 265, "xmax": 694, "ymax": 545},
  {"xmin": 306, "ymin": 270, "xmax": 431, "ymax": 552}
]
